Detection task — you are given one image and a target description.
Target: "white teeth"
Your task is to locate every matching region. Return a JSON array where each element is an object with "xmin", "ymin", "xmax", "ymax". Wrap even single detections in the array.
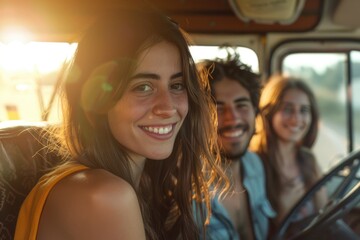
[{"xmin": 143, "ymin": 125, "xmax": 172, "ymax": 135}]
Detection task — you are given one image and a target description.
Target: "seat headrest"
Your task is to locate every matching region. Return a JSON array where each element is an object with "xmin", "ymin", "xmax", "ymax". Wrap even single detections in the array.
[{"xmin": 0, "ymin": 122, "xmax": 61, "ymax": 240}]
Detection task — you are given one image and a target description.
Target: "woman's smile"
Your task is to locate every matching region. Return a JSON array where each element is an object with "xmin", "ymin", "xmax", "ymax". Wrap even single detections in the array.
[{"xmin": 140, "ymin": 123, "xmax": 177, "ymax": 139}]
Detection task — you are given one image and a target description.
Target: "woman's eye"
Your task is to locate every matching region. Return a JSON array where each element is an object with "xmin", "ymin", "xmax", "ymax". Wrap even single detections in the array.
[
  {"xmin": 171, "ymin": 82, "xmax": 185, "ymax": 91},
  {"xmin": 301, "ymin": 106, "xmax": 311, "ymax": 114},
  {"xmin": 282, "ymin": 106, "xmax": 293, "ymax": 114},
  {"xmin": 134, "ymin": 84, "xmax": 152, "ymax": 92}
]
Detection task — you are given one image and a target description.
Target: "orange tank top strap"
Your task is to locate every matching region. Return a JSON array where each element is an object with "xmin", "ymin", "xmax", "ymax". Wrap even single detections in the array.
[{"xmin": 14, "ymin": 163, "xmax": 89, "ymax": 240}]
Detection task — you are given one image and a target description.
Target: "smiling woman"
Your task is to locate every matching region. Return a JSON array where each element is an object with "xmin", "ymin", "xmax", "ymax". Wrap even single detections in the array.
[
  {"xmin": 250, "ymin": 75, "xmax": 328, "ymax": 233},
  {"xmin": 0, "ymin": 41, "xmax": 77, "ymax": 123},
  {"xmin": 107, "ymin": 41, "xmax": 188, "ymax": 163},
  {"xmin": 13, "ymin": 6, "xmax": 227, "ymax": 240}
]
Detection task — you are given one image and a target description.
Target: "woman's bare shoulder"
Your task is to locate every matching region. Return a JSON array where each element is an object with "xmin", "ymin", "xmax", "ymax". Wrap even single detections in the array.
[
  {"xmin": 58, "ymin": 168, "xmax": 136, "ymax": 197},
  {"xmin": 38, "ymin": 168, "xmax": 146, "ymax": 240}
]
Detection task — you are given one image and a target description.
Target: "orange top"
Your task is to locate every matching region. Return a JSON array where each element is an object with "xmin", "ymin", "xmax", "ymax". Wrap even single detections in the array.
[{"xmin": 14, "ymin": 164, "xmax": 89, "ymax": 240}]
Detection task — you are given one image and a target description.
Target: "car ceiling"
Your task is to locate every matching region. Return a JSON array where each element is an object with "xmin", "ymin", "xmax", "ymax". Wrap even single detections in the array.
[{"xmin": 0, "ymin": 0, "xmax": 325, "ymax": 42}]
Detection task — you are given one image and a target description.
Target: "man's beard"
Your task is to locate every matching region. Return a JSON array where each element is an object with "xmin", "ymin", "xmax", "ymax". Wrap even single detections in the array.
[
  {"xmin": 218, "ymin": 124, "xmax": 253, "ymax": 161},
  {"xmin": 221, "ymin": 142, "xmax": 248, "ymax": 161}
]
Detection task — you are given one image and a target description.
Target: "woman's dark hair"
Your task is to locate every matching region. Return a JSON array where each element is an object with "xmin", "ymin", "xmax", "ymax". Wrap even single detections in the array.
[{"xmin": 53, "ymin": 6, "xmax": 227, "ymax": 239}]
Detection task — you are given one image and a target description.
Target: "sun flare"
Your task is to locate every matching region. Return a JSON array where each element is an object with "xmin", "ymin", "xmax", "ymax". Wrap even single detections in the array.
[{"xmin": 0, "ymin": 41, "xmax": 77, "ymax": 74}]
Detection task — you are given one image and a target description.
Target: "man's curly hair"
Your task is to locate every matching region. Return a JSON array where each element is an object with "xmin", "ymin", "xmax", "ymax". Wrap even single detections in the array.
[{"xmin": 198, "ymin": 47, "xmax": 262, "ymax": 112}]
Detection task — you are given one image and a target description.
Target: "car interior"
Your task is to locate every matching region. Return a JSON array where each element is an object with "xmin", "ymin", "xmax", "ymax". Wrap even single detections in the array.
[{"xmin": 1, "ymin": 0, "xmax": 360, "ymax": 239}]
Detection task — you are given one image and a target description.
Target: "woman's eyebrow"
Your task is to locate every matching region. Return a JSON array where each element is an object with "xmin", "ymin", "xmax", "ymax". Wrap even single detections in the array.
[
  {"xmin": 171, "ymin": 72, "xmax": 183, "ymax": 79},
  {"xmin": 130, "ymin": 73, "xmax": 159, "ymax": 80},
  {"xmin": 282, "ymin": 101, "xmax": 310, "ymax": 106},
  {"xmin": 130, "ymin": 72, "xmax": 183, "ymax": 81}
]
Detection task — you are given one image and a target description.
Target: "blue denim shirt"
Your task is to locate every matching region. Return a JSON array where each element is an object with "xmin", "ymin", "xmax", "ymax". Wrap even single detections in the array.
[
  {"xmin": 241, "ymin": 151, "xmax": 276, "ymax": 240},
  {"xmin": 194, "ymin": 151, "xmax": 276, "ymax": 240},
  {"xmin": 194, "ymin": 196, "xmax": 239, "ymax": 240}
]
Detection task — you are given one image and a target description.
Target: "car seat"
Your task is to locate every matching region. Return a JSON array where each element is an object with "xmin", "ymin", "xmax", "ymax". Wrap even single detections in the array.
[{"xmin": 0, "ymin": 122, "xmax": 61, "ymax": 240}]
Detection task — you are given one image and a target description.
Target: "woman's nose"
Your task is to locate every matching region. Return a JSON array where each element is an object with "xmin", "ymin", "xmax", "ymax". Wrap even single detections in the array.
[
  {"xmin": 152, "ymin": 90, "xmax": 177, "ymax": 117},
  {"xmin": 290, "ymin": 110, "xmax": 302, "ymax": 123}
]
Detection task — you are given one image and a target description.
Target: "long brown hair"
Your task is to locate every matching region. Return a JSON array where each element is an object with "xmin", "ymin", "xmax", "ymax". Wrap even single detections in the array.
[
  {"xmin": 53, "ymin": 6, "xmax": 227, "ymax": 240},
  {"xmin": 250, "ymin": 74, "xmax": 319, "ymax": 211}
]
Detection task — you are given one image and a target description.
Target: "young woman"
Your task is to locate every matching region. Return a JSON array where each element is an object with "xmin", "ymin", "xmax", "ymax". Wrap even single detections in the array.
[
  {"xmin": 250, "ymin": 75, "xmax": 327, "ymax": 227},
  {"xmin": 14, "ymin": 6, "xmax": 226, "ymax": 240}
]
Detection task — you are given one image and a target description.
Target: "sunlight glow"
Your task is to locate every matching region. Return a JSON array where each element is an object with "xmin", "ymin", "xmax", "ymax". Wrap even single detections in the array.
[
  {"xmin": 15, "ymin": 83, "xmax": 32, "ymax": 91},
  {"xmin": 0, "ymin": 42, "xmax": 77, "ymax": 74},
  {"xmin": 1, "ymin": 28, "xmax": 30, "ymax": 43},
  {"xmin": 0, "ymin": 41, "xmax": 78, "ymax": 122}
]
